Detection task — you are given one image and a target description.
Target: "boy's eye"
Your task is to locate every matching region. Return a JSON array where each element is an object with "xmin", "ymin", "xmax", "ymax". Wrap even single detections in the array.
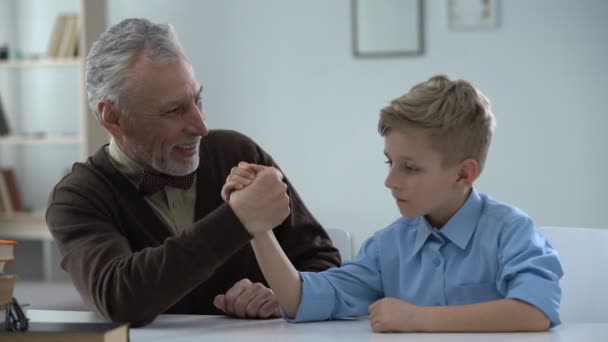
[
  {"xmin": 385, "ymin": 159, "xmax": 420, "ymax": 173},
  {"xmin": 403, "ymin": 164, "xmax": 420, "ymax": 173}
]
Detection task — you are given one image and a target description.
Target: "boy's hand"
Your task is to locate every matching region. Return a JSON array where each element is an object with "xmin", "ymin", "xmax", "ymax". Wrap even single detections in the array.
[
  {"xmin": 229, "ymin": 166, "xmax": 290, "ymax": 235},
  {"xmin": 213, "ymin": 278, "xmax": 280, "ymax": 319},
  {"xmin": 368, "ymin": 297, "xmax": 425, "ymax": 332},
  {"xmin": 221, "ymin": 162, "xmax": 263, "ymax": 202}
]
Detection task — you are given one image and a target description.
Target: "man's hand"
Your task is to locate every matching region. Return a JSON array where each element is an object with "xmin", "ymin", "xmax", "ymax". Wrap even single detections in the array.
[
  {"xmin": 213, "ymin": 279, "xmax": 281, "ymax": 319},
  {"xmin": 229, "ymin": 165, "xmax": 290, "ymax": 236},
  {"xmin": 368, "ymin": 297, "xmax": 426, "ymax": 332}
]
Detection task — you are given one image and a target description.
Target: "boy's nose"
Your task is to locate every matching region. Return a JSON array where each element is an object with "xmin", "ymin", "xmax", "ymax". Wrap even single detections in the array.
[{"xmin": 384, "ymin": 168, "xmax": 398, "ymax": 190}]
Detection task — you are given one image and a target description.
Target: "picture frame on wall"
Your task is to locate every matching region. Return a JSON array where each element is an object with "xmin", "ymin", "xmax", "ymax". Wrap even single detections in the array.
[
  {"xmin": 352, "ymin": 0, "xmax": 424, "ymax": 57},
  {"xmin": 448, "ymin": 0, "xmax": 498, "ymax": 29}
]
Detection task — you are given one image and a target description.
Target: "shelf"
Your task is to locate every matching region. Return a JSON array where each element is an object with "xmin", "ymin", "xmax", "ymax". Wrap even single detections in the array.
[
  {"xmin": 0, "ymin": 211, "xmax": 51, "ymax": 240},
  {"xmin": 0, "ymin": 135, "xmax": 81, "ymax": 145},
  {"xmin": 0, "ymin": 58, "xmax": 81, "ymax": 69}
]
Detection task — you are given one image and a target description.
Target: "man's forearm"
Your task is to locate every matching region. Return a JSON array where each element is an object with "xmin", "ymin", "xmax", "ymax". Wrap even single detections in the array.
[
  {"xmin": 52, "ymin": 203, "xmax": 252, "ymax": 324},
  {"xmin": 251, "ymin": 231, "xmax": 302, "ymax": 318},
  {"xmin": 420, "ymin": 299, "xmax": 550, "ymax": 332}
]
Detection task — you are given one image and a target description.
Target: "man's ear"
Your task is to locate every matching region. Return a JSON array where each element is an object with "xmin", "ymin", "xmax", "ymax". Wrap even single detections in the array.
[
  {"xmin": 98, "ymin": 101, "xmax": 123, "ymax": 137},
  {"xmin": 456, "ymin": 159, "xmax": 479, "ymax": 187}
]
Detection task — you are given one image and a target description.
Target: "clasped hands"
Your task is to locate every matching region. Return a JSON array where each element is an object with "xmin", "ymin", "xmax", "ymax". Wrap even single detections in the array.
[
  {"xmin": 223, "ymin": 162, "xmax": 290, "ymax": 236},
  {"xmin": 213, "ymin": 162, "xmax": 288, "ymax": 319}
]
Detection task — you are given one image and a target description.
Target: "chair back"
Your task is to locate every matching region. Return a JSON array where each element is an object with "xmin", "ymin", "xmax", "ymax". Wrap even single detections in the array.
[
  {"xmin": 326, "ymin": 228, "xmax": 352, "ymax": 262},
  {"xmin": 539, "ymin": 226, "xmax": 608, "ymax": 323}
]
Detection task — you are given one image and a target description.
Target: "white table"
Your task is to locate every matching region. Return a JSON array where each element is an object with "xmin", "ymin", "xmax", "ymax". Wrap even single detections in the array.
[{"xmin": 26, "ymin": 310, "xmax": 608, "ymax": 342}]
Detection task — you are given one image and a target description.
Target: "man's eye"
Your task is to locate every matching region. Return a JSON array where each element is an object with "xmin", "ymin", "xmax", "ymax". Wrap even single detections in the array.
[
  {"xmin": 384, "ymin": 160, "xmax": 392, "ymax": 166},
  {"xmin": 166, "ymin": 107, "xmax": 180, "ymax": 114}
]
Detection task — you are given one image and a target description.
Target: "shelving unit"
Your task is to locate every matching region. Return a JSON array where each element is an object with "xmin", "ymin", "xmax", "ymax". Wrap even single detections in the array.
[
  {"xmin": 0, "ymin": 135, "xmax": 81, "ymax": 145},
  {"xmin": 0, "ymin": 58, "xmax": 80, "ymax": 69},
  {"xmin": 0, "ymin": 0, "xmax": 108, "ymax": 280},
  {"xmin": 0, "ymin": 211, "xmax": 49, "ymax": 239}
]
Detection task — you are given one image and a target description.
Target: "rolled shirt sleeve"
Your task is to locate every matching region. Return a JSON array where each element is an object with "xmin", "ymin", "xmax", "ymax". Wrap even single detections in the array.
[
  {"xmin": 286, "ymin": 236, "xmax": 384, "ymax": 322},
  {"xmin": 497, "ymin": 217, "xmax": 563, "ymax": 326}
]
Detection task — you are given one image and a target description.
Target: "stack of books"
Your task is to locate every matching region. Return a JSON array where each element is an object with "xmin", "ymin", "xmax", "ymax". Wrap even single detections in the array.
[
  {"xmin": 0, "ymin": 240, "xmax": 129, "ymax": 340},
  {"xmin": 0, "ymin": 240, "xmax": 18, "ymax": 332},
  {"xmin": 0, "ymin": 239, "xmax": 17, "ymax": 308}
]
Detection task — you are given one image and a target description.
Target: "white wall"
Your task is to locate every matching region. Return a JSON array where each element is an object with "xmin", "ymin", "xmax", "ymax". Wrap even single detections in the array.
[{"xmin": 108, "ymin": 0, "xmax": 608, "ymax": 252}]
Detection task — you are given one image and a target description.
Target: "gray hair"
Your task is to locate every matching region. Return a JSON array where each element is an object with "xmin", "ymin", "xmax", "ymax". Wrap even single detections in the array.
[
  {"xmin": 86, "ymin": 18, "xmax": 185, "ymax": 122},
  {"xmin": 378, "ymin": 75, "xmax": 496, "ymax": 173}
]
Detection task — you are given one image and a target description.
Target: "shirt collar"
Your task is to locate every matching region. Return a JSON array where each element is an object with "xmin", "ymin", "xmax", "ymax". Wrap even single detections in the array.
[
  {"xmin": 412, "ymin": 218, "xmax": 434, "ymax": 254},
  {"xmin": 412, "ymin": 189, "xmax": 483, "ymax": 254},
  {"xmin": 108, "ymin": 138, "xmax": 146, "ymax": 186}
]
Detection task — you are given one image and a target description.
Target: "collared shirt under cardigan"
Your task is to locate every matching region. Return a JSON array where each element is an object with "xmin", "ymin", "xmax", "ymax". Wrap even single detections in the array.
[
  {"xmin": 108, "ymin": 138, "xmax": 196, "ymax": 235},
  {"xmin": 293, "ymin": 189, "xmax": 563, "ymax": 327}
]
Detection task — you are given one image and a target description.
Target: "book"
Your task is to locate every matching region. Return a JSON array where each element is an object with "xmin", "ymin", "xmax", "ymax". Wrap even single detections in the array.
[
  {"xmin": 0, "ymin": 241, "xmax": 16, "ymax": 306},
  {"xmin": 0, "ymin": 173, "xmax": 12, "ymax": 214},
  {"xmin": 0, "ymin": 240, "xmax": 15, "ymax": 263},
  {"xmin": 0, "ymin": 186, "xmax": 5, "ymax": 213},
  {"xmin": 72, "ymin": 15, "xmax": 81, "ymax": 57},
  {"xmin": 56, "ymin": 15, "xmax": 74, "ymax": 58},
  {"xmin": 47, "ymin": 15, "xmax": 68, "ymax": 58},
  {"xmin": 0, "ymin": 274, "xmax": 16, "ymax": 306},
  {"xmin": 0, "ymin": 169, "xmax": 23, "ymax": 213},
  {"xmin": 57, "ymin": 14, "xmax": 79, "ymax": 58},
  {"xmin": 0, "ymin": 322, "xmax": 130, "ymax": 342},
  {"xmin": 0, "ymin": 94, "xmax": 10, "ymax": 136},
  {"xmin": 0, "ymin": 239, "xmax": 17, "ymax": 273}
]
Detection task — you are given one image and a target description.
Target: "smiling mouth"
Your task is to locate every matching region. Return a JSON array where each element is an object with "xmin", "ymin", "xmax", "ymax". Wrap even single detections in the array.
[{"xmin": 175, "ymin": 144, "xmax": 197, "ymax": 151}]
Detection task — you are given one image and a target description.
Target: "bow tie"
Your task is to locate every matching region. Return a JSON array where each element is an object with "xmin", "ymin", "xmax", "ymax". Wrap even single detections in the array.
[{"xmin": 138, "ymin": 170, "xmax": 196, "ymax": 196}]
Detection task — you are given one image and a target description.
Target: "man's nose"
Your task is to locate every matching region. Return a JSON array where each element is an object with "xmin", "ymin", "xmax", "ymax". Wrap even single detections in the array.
[{"xmin": 186, "ymin": 104, "xmax": 209, "ymax": 137}]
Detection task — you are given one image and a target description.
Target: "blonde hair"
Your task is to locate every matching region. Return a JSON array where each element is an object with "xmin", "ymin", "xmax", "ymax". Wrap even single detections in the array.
[{"xmin": 378, "ymin": 74, "xmax": 496, "ymax": 173}]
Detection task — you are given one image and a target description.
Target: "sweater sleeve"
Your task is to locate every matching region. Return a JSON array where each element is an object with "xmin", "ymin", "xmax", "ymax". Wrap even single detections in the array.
[{"xmin": 46, "ymin": 165, "xmax": 253, "ymax": 326}]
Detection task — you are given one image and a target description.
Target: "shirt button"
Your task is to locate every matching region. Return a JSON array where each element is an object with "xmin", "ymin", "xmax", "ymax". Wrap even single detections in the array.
[{"xmin": 432, "ymin": 258, "xmax": 441, "ymax": 267}]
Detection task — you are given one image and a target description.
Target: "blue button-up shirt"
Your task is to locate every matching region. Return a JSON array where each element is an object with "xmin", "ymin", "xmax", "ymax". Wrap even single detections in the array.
[{"xmin": 294, "ymin": 190, "xmax": 563, "ymax": 326}]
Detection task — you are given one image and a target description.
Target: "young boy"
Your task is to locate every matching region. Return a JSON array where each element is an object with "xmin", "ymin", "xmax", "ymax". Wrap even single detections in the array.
[{"xmin": 223, "ymin": 75, "xmax": 563, "ymax": 332}]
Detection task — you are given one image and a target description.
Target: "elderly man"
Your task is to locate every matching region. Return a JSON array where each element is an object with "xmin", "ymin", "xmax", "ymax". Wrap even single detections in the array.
[{"xmin": 46, "ymin": 18, "xmax": 340, "ymax": 326}]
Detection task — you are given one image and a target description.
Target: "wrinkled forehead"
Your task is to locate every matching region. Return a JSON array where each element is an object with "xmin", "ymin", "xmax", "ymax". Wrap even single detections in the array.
[{"xmin": 124, "ymin": 56, "xmax": 200, "ymax": 110}]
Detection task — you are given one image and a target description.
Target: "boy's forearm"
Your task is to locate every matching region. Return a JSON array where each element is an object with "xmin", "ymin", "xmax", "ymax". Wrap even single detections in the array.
[
  {"xmin": 417, "ymin": 299, "xmax": 550, "ymax": 332},
  {"xmin": 251, "ymin": 231, "xmax": 302, "ymax": 318}
]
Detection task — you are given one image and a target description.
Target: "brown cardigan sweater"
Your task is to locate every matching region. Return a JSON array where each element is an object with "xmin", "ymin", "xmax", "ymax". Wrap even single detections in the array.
[{"xmin": 46, "ymin": 130, "xmax": 340, "ymax": 325}]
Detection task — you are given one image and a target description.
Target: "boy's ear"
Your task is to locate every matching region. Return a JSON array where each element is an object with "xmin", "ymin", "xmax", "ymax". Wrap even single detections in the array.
[{"xmin": 456, "ymin": 159, "xmax": 479, "ymax": 186}]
